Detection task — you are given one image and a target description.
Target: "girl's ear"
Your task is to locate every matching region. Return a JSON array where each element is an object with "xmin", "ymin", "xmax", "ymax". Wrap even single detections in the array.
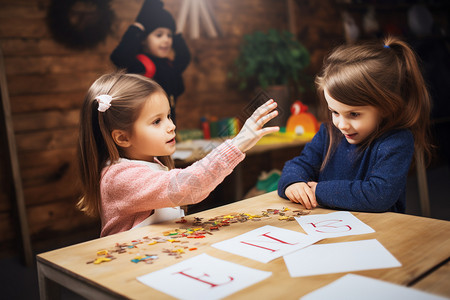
[{"xmin": 111, "ymin": 130, "xmax": 131, "ymax": 148}]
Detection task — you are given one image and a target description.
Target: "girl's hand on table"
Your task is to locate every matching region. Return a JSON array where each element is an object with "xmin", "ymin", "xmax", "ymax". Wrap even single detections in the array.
[
  {"xmin": 231, "ymin": 99, "xmax": 279, "ymax": 153},
  {"xmin": 307, "ymin": 181, "xmax": 317, "ymax": 195},
  {"xmin": 285, "ymin": 182, "xmax": 318, "ymax": 209}
]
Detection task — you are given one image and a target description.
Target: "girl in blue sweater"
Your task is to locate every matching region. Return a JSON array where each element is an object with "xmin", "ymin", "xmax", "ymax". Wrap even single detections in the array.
[{"xmin": 278, "ymin": 36, "xmax": 431, "ymax": 213}]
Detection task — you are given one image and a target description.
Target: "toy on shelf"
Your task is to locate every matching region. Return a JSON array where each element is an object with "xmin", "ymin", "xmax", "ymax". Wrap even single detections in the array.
[
  {"xmin": 256, "ymin": 100, "xmax": 318, "ymax": 145},
  {"xmin": 201, "ymin": 116, "xmax": 240, "ymax": 139},
  {"xmin": 286, "ymin": 101, "xmax": 319, "ymax": 136}
]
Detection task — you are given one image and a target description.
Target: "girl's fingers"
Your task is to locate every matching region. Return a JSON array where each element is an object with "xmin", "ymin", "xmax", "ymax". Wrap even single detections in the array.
[
  {"xmin": 293, "ymin": 189, "xmax": 301, "ymax": 202},
  {"xmin": 257, "ymin": 110, "xmax": 278, "ymax": 127},
  {"xmin": 253, "ymin": 100, "xmax": 277, "ymax": 120},
  {"xmin": 261, "ymin": 102, "xmax": 277, "ymax": 117},
  {"xmin": 302, "ymin": 201, "xmax": 311, "ymax": 210},
  {"xmin": 298, "ymin": 190, "xmax": 309, "ymax": 209},
  {"xmin": 246, "ymin": 111, "xmax": 279, "ymax": 138},
  {"xmin": 305, "ymin": 188, "xmax": 315, "ymax": 205},
  {"xmin": 245, "ymin": 100, "xmax": 278, "ymax": 130},
  {"xmin": 303, "ymin": 185, "xmax": 317, "ymax": 209},
  {"xmin": 260, "ymin": 99, "xmax": 275, "ymax": 110},
  {"xmin": 287, "ymin": 188, "xmax": 300, "ymax": 203},
  {"xmin": 259, "ymin": 126, "xmax": 280, "ymax": 136},
  {"xmin": 299, "ymin": 197, "xmax": 311, "ymax": 209},
  {"xmin": 289, "ymin": 195, "xmax": 298, "ymax": 204}
]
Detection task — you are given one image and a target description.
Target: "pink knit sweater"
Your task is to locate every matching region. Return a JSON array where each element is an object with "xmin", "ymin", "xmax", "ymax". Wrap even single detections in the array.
[{"xmin": 100, "ymin": 140, "xmax": 245, "ymax": 236}]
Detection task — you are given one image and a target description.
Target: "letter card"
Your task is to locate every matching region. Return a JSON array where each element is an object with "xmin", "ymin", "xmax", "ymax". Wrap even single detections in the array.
[
  {"xmin": 295, "ymin": 211, "xmax": 374, "ymax": 238},
  {"xmin": 211, "ymin": 225, "xmax": 322, "ymax": 263},
  {"xmin": 137, "ymin": 253, "xmax": 271, "ymax": 300},
  {"xmin": 283, "ymin": 239, "xmax": 401, "ymax": 277},
  {"xmin": 301, "ymin": 274, "xmax": 447, "ymax": 300}
]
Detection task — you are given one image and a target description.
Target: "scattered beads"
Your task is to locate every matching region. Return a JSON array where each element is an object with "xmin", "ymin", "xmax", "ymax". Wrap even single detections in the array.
[{"xmin": 85, "ymin": 206, "xmax": 310, "ymax": 266}]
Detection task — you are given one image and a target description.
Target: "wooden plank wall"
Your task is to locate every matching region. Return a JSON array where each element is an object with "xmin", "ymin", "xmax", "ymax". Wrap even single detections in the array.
[{"xmin": 0, "ymin": 0, "xmax": 343, "ymax": 259}]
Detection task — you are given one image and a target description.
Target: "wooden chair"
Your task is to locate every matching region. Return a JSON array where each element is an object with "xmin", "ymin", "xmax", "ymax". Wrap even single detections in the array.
[{"xmin": 415, "ymin": 149, "xmax": 430, "ymax": 217}]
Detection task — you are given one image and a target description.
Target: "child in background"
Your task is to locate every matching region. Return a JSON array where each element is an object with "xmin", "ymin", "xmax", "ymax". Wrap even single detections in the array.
[
  {"xmin": 110, "ymin": 0, "xmax": 190, "ymax": 124},
  {"xmin": 278, "ymin": 36, "xmax": 431, "ymax": 213},
  {"xmin": 77, "ymin": 72, "xmax": 279, "ymax": 237}
]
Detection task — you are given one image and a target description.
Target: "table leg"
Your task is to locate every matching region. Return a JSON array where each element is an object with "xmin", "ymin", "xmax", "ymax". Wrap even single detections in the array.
[
  {"xmin": 37, "ymin": 259, "xmax": 123, "ymax": 300},
  {"xmin": 37, "ymin": 262, "xmax": 61, "ymax": 300}
]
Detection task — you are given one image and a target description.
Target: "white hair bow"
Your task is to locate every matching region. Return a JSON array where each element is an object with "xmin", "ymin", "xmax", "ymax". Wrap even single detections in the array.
[{"xmin": 95, "ymin": 95, "xmax": 113, "ymax": 112}]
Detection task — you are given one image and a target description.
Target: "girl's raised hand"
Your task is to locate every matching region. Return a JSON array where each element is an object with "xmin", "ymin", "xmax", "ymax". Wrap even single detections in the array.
[{"xmin": 231, "ymin": 100, "xmax": 279, "ymax": 153}]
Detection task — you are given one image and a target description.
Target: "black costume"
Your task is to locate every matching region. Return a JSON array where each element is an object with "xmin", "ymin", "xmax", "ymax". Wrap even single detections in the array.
[{"xmin": 110, "ymin": 0, "xmax": 190, "ymax": 124}]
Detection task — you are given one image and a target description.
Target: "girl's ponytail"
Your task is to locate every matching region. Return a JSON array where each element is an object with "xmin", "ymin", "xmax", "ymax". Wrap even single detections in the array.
[
  {"xmin": 384, "ymin": 36, "xmax": 432, "ymax": 163},
  {"xmin": 77, "ymin": 93, "xmax": 105, "ymax": 217}
]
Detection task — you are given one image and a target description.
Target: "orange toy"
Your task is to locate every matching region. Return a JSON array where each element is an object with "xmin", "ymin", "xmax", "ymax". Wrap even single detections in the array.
[{"xmin": 286, "ymin": 101, "xmax": 319, "ymax": 136}]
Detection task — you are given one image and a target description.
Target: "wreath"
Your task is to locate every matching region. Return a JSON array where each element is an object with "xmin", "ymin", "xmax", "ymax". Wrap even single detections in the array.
[{"xmin": 47, "ymin": 0, "xmax": 115, "ymax": 50}]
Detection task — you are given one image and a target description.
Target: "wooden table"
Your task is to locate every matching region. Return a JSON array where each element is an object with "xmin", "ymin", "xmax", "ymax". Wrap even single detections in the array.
[{"xmin": 37, "ymin": 192, "xmax": 450, "ymax": 299}]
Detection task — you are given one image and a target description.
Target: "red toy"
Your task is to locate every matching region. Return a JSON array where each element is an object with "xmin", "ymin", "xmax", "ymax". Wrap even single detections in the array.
[{"xmin": 286, "ymin": 101, "xmax": 319, "ymax": 136}]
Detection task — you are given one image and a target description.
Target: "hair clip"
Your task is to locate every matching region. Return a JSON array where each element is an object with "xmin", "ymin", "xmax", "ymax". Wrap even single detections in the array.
[
  {"xmin": 383, "ymin": 45, "xmax": 390, "ymax": 49},
  {"xmin": 95, "ymin": 95, "xmax": 112, "ymax": 112}
]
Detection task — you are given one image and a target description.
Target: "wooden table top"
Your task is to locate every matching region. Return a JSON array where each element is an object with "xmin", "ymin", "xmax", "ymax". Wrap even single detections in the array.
[{"xmin": 37, "ymin": 192, "xmax": 450, "ymax": 299}]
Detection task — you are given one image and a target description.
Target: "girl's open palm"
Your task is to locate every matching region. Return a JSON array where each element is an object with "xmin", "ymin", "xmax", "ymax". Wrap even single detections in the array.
[{"xmin": 231, "ymin": 99, "xmax": 279, "ymax": 153}]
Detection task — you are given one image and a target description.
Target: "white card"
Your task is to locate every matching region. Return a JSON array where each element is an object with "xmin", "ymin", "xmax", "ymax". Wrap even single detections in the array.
[
  {"xmin": 137, "ymin": 253, "xmax": 271, "ymax": 300},
  {"xmin": 301, "ymin": 274, "xmax": 447, "ymax": 300},
  {"xmin": 212, "ymin": 225, "xmax": 321, "ymax": 263},
  {"xmin": 283, "ymin": 239, "xmax": 401, "ymax": 277},
  {"xmin": 296, "ymin": 211, "xmax": 375, "ymax": 238}
]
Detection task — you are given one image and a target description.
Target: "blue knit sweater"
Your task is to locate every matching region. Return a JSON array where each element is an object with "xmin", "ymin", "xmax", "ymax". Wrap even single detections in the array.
[{"xmin": 278, "ymin": 124, "xmax": 414, "ymax": 213}]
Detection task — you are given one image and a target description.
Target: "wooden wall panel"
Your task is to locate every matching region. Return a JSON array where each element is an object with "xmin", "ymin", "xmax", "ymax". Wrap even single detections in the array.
[
  {"xmin": 10, "ymin": 92, "xmax": 86, "ymax": 113},
  {"xmin": 16, "ymin": 128, "xmax": 78, "ymax": 151},
  {"xmin": 5, "ymin": 55, "xmax": 111, "ymax": 76},
  {"xmin": 0, "ymin": 38, "xmax": 118, "ymax": 56},
  {"xmin": 26, "ymin": 200, "xmax": 95, "ymax": 236},
  {"xmin": 19, "ymin": 149, "xmax": 77, "ymax": 187},
  {"xmin": 7, "ymin": 72, "xmax": 103, "ymax": 95},
  {"xmin": 13, "ymin": 109, "xmax": 79, "ymax": 132}
]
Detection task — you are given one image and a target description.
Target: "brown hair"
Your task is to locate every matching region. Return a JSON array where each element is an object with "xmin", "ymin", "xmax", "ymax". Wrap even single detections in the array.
[
  {"xmin": 315, "ymin": 36, "xmax": 431, "ymax": 169},
  {"xmin": 77, "ymin": 71, "xmax": 174, "ymax": 217}
]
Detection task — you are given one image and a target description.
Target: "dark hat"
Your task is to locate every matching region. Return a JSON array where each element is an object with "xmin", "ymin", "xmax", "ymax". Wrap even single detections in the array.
[{"xmin": 136, "ymin": 0, "xmax": 176, "ymax": 35}]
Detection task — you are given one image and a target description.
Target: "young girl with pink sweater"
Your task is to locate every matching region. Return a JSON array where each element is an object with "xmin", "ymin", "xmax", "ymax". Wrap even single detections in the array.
[{"xmin": 77, "ymin": 72, "xmax": 279, "ymax": 237}]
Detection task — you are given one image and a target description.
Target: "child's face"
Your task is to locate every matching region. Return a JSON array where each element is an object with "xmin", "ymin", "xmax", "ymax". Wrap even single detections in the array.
[
  {"xmin": 123, "ymin": 92, "xmax": 176, "ymax": 161},
  {"xmin": 324, "ymin": 89, "xmax": 381, "ymax": 145},
  {"xmin": 144, "ymin": 27, "xmax": 173, "ymax": 59}
]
